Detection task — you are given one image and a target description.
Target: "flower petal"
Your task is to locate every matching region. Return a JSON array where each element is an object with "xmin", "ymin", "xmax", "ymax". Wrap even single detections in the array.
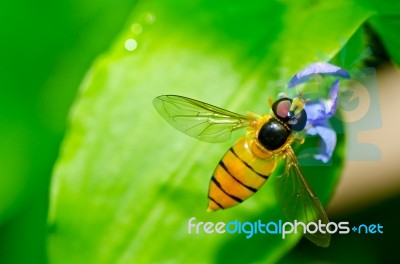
[
  {"xmin": 306, "ymin": 123, "xmax": 336, "ymax": 163},
  {"xmin": 324, "ymin": 79, "xmax": 340, "ymax": 118},
  {"xmin": 288, "ymin": 62, "xmax": 350, "ymax": 88},
  {"xmin": 304, "ymin": 79, "xmax": 340, "ymax": 123},
  {"xmin": 305, "ymin": 101, "xmax": 326, "ymax": 122}
]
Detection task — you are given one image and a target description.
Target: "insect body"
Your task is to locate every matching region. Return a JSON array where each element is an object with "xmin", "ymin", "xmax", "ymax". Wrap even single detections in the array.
[
  {"xmin": 153, "ymin": 95, "xmax": 330, "ymax": 247},
  {"xmin": 209, "ymin": 112, "xmax": 290, "ymax": 211}
]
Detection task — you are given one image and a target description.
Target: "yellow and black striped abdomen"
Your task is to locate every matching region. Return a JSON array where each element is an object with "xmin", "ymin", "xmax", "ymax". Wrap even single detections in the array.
[{"xmin": 208, "ymin": 136, "xmax": 276, "ymax": 211}]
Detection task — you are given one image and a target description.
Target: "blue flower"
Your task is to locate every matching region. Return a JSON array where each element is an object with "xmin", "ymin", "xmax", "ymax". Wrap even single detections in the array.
[{"xmin": 288, "ymin": 62, "xmax": 350, "ymax": 163}]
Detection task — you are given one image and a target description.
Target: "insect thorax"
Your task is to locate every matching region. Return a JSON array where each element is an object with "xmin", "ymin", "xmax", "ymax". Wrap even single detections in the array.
[{"xmin": 247, "ymin": 114, "xmax": 293, "ymax": 159}]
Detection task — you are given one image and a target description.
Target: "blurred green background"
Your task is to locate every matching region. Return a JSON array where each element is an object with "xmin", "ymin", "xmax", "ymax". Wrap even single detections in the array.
[
  {"xmin": 1, "ymin": 0, "xmax": 400, "ymax": 263},
  {"xmin": 0, "ymin": 0, "xmax": 137, "ymax": 263}
]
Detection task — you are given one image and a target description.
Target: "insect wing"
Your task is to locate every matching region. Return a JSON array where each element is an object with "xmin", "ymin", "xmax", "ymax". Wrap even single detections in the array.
[
  {"xmin": 153, "ymin": 95, "xmax": 255, "ymax": 143},
  {"xmin": 275, "ymin": 147, "xmax": 330, "ymax": 247}
]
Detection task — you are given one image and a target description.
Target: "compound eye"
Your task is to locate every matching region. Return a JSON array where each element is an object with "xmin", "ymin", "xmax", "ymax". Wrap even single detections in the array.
[
  {"xmin": 288, "ymin": 109, "xmax": 307, "ymax": 131},
  {"xmin": 272, "ymin": 98, "xmax": 292, "ymax": 121}
]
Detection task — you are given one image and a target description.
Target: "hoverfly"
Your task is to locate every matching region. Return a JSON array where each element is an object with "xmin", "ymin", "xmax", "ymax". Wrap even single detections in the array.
[{"xmin": 153, "ymin": 94, "xmax": 330, "ymax": 247}]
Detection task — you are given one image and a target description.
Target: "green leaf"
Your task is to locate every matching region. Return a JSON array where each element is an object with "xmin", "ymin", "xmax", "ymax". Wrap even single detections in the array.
[
  {"xmin": 0, "ymin": 1, "xmax": 136, "ymax": 264},
  {"xmin": 353, "ymin": 0, "xmax": 400, "ymax": 15},
  {"xmin": 330, "ymin": 26, "xmax": 369, "ymax": 68},
  {"xmin": 369, "ymin": 16, "xmax": 400, "ymax": 67},
  {"xmin": 355, "ymin": 0, "xmax": 400, "ymax": 67},
  {"xmin": 48, "ymin": 1, "xmax": 369, "ymax": 263}
]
